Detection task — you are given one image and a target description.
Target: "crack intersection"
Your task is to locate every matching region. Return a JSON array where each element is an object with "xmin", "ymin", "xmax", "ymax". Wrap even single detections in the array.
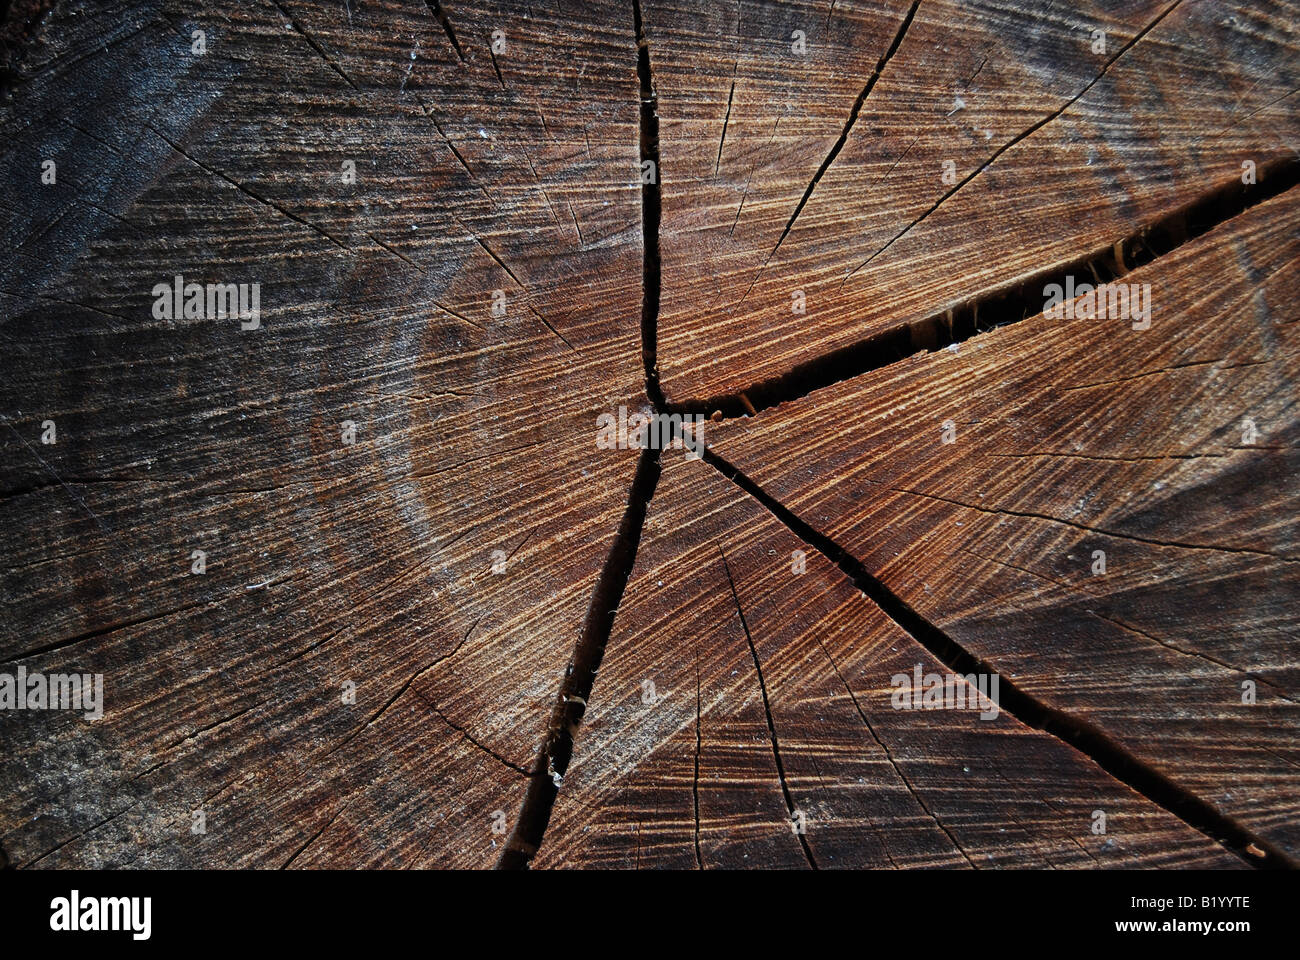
[{"xmin": 496, "ymin": 0, "xmax": 1298, "ymax": 871}]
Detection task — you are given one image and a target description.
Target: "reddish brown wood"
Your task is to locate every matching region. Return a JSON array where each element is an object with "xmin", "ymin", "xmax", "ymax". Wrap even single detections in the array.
[{"xmin": 1, "ymin": 0, "xmax": 1295, "ymax": 871}]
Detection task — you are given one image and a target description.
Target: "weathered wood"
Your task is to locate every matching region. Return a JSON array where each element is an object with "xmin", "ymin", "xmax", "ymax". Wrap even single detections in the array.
[
  {"xmin": 705, "ymin": 190, "xmax": 1300, "ymax": 862},
  {"xmin": 1, "ymin": 0, "xmax": 1296, "ymax": 871},
  {"xmin": 650, "ymin": 0, "xmax": 1300, "ymax": 405},
  {"xmin": 533, "ymin": 454, "xmax": 1241, "ymax": 868},
  {"xmin": 1, "ymin": 0, "xmax": 645, "ymax": 868}
]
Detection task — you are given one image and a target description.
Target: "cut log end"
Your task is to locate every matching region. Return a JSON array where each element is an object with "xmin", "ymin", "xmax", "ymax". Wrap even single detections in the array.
[{"xmin": 1, "ymin": 0, "xmax": 1297, "ymax": 871}]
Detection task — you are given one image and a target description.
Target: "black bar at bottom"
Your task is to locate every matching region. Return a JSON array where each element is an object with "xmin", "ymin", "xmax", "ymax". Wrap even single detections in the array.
[{"xmin": 0, "ymin": 868, "xmax": 1292, "ymax": 947}]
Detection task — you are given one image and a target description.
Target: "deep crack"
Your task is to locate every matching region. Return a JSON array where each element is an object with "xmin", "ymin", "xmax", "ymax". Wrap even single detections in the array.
[
  {"xmin": 667, "ymin": 155, "xmax": 1300, "ymax": 419},
  {"xmin": 636, "ymin": 0, "xmax": 665, "ymax": 409},
  {"xmin": 497, "ymin": 447, "xmax": 662, "ymax": 868},
  {"xmin": 703, "ymin": 447, "xmax": 1293, "ymax": 870},
  {"xmin": 496, "ymin": 0, "xmax": 1297, "ymax": 871}
]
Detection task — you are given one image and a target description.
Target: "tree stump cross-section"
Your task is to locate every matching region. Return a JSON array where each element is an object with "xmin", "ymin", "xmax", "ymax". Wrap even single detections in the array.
[{"xmin": 0, "ymin": 0, "xmax": 1296, "ymax": 871}]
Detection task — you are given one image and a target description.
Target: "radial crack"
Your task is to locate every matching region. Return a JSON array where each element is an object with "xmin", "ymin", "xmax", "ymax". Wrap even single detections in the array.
[
  {"xmin": 817, "ymin": 636, "xmax": 977, "ymax": 868},
  {"xmin": 497, "ymin": 447, "xmax": 663, "ymax": 868},
  {"xmin": 740, "ymin": 0, "xmax": 920, "ymax": 303},
  {"xmin": 703, "ymin": 447, "xmax": 1293, "ymax": 869},
  {"xmin": 667, "ymin": 156, "xmax": 1300, "ymax": 418},
  {"xmin": 844, "ymin": 0, "xmax": 1184, "ymax": 282},
  {"xmin": 635, "ymin": 0, "xmax": 665, "ymax": 407},
  {"xmin": 719, "ymin": 546, "xmax": 818, "ymax": 870},
  {"xmin": 423, "ymin": 0, "xmax": 465, "ymax": 62}
]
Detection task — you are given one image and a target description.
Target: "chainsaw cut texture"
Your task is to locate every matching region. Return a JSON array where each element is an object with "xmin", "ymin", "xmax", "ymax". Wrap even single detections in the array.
[
  {"xmin": 649, "ymin": 0, "xmax": 1300, "ymax": 406},
  {"xmin": 0, "ymin": 0, "xmax": 1296, "ymax": 871},
  {"xmin": 0, "ymin": 0, "xmax": 644, "ymax": 868},
  {"xmin": 705, "ymin": 190, "xmax": 1300, "ymax": 864},
  {"xmin": 532, "ymin": 454, "xmax": 1241, "ymax": 869}
]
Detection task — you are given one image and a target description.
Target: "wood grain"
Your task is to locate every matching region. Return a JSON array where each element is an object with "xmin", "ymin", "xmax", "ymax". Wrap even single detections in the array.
[
  {"xmin": 1, "ymin": 0, "xmax": 1295, "ymax": 870},
  {"xmin": 533, "ymin": 454, "xmax": 1241, "ymax": 868},
  {"xmin": 705, "ymin": 189, "xmax": 1300, "ymax": 863},
  {"xmin": 649, "ymin": 0, "xmax": 1300, "ymax": 404},
  {"xmin": 1, "ymin": 0, "xmax": 645, "ymax": 868}
]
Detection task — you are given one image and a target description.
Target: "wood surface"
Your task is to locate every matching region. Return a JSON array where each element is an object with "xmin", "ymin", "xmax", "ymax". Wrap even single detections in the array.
[
  {"xmin": 0, "ymin": 0, "xmax": 1295, "ymax": 870},
  {"xmin": 702, "ymin": 190, "xmax": 1300, "ymax": 866},
  {"xmin": 532, "ymin": 454, "xmax": 1242, "ymax": 868}
]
